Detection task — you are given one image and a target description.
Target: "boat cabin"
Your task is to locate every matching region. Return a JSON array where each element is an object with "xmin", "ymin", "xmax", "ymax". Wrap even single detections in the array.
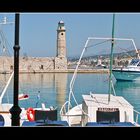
[
  {"xmin": 82, "ymin": 94, "xmax": 134, "ymax": 126},
  {"xmin": 128, "ymin": 59, "xmax": 140, "ymax": 67}
]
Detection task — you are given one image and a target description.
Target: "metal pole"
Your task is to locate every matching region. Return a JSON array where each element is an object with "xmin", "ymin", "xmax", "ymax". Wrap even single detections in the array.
[
  {"xmin": 9, "ymin": 13, "xmax": 22, "ymax": 126},
  {"xmin": 108, "ymin": 13, "xmax": 115, "ymax": 103}
]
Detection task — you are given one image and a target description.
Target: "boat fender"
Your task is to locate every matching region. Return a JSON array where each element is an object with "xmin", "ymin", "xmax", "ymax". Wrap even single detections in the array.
[{"xmin": 26, "ymin": 107, "xmax": 35, "ymax": 121}]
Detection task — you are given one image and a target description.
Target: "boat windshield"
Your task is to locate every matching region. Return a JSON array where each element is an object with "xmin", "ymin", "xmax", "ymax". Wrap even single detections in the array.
[{"xmin": 130, "ymin": 59, "xmax": 140, "ymax": 66}]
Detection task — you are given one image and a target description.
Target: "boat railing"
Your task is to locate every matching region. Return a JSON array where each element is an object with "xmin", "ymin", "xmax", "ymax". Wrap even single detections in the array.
[
  {"xmin": 60, "ymin": 101, "xmax": 87, "ymax": 117},
  {"xmin": 134, "ymin": 109, "xmax": 140, "ymax": 125},
  {"xmin": 60, "ymin": 101, "xmax": 91, "ymax": 126},
  {"xmin": 60, "ymin": 101, "xmax": 72, "ymax": 116}
]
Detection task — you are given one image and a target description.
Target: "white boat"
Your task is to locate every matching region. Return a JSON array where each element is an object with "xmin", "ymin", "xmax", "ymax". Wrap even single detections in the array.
[
  {"xmin": 0, "ymin": 71, "xmax": 59, "ymax": 126},
  {"xmin": 0, "ymin": 71, "xmax": 28, "ymax": 126},
  {"xmin": 112, "ymin": 58, "xmax": 140, "ymax": 81},
  {"xmin": 60, "ymin": 37, "xmax": 140, "ymax": 127},
  {"xmin": 0, "ymin": 70, "xmax": 59, "ymax": 126},
  {"xmin": 60, "ymin": 14, "xmax": 140, "ymax": 126},
  {"xmin": 61, "ymin": 94, "xmax": 140, "ymax": 127}
]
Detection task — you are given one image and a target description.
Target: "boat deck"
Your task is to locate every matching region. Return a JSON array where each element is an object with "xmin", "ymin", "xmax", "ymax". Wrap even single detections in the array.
[{"xmin": 82, "ymin": 94, "xmax": 133, "ymax": 109}]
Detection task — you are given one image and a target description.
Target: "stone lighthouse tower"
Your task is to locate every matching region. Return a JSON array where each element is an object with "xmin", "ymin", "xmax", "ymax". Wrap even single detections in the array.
[
  {"xmin": 56, "ymin": 20, "xmax": 66, "ymax": 58},
  {"xmin": 55, "ymin": 21, "xmax": 67, "ymax": 70}
]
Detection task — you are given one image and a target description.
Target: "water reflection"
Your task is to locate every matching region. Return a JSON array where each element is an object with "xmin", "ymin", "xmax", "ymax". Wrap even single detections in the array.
[
  {"xmin": 19, "ymin": 73, "xmax": 68, "ymax": 109},
  {"xmin": 0, "ymin": 73, "xmax": 68, "ymax": 110},
  {"xmin": 55, "ymin": 73, "xmax": 67, "ymax": 108},
  {"xmin": 1, "ymin": 73, "xmax": 140, "ymax": 122},
  {"xmin": 114, "ymin": 81, "xmax": 140, "ymax": 111},
  {"xmin": 114, "ymin": 81, "xmax": 140, "ymax": 95}
]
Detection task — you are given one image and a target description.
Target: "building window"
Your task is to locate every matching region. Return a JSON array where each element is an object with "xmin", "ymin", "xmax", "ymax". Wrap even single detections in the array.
[{"xmin": 40, "ymin": 65, "xmax": 44, "ymax": 69}]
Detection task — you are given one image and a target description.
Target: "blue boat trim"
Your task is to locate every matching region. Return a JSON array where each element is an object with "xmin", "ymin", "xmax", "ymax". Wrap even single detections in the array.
[
  {"xmin": 112, "ymin": 70, "xmax": 140, "ymax": 73},
  {"xmin": 22, "ymin": 120, "xmax": 69, "ymax": 126},
  {"xmin": 86, "ymin": 122, "xmax": 135, "ymax": 127}
]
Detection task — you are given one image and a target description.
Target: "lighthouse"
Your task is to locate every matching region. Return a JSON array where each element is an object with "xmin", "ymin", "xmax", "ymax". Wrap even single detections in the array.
[
  {"xmin": 55, "ymin": 21, "xmax": 67, "ymax": 70},
  {"xmin": 56, "ymin": 21, "xmax": 66, "ymax": 58}
]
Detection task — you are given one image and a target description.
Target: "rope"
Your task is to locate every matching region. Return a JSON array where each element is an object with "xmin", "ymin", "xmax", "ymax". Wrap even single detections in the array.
[
  {"xmin": 0, "ymin": 29, "xmax": 13, "ymax": 68},
  {"xmin": 115, "ymin": 46, "xmax": 133, "ymax": 59},
  {"xmin": 87, "ymin": 39, "xmax": 111, "ymax": 49},
  {"xmin": 111, "ymin": 80, "xmax": 116, "ymax": 96}
]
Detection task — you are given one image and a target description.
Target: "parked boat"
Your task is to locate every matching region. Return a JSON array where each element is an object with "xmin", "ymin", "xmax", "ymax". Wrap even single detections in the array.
[
  {"xmin": 60, "ymin": 38, "xmax": 140, "ymax": 126},
  {"xmin": 0, "ymin": 72, "xmax": 60, "ymax": 126},
  {"xmin": 60, "ymin": 14, "xmax": 140, "ymax": 127},
  {"xmin": 112, "ymin": 58, "xmax": 140, "ymax": 81}
]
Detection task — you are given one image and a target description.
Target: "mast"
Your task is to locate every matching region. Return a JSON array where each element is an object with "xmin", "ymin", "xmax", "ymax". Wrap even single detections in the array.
[
  {"xmin": 108, "ymin": 13, "xmax": 115, "ymax": 103},
  {"xmin": 0, "ymin": 16, "xmax": 14, "ymax": 102}
]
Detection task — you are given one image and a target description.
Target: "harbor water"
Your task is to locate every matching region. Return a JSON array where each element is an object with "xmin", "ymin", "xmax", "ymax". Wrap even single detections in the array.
[{"xmin": 0, "ymin": 73, "xmax": 140, "ymax": 123}]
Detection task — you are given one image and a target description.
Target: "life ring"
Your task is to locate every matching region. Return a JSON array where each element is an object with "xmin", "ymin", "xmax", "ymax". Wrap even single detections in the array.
[{"xmin": 26, "ymin": 108, "xmax": 35, "ymax": 121}]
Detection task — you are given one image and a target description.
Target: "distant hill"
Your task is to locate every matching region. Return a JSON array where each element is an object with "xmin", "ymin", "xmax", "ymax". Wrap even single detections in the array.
[{"xmin": 68, "ymin": 49, "xmax": 139, "ymax": 62}]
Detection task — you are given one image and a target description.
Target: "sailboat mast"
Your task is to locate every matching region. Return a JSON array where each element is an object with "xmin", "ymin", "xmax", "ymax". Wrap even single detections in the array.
[{"xmin": 108, "ymin": 13, "xmax": 115, "ymax": 103}]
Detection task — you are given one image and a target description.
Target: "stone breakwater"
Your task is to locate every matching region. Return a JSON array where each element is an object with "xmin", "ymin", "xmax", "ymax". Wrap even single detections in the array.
[
  {"xmin": 0, "ymin": 56, "xmax": 109, "ymax": 74},
  {"xmin": 0, "ymin": 56, "xmax": 67, "ymax": 73}
]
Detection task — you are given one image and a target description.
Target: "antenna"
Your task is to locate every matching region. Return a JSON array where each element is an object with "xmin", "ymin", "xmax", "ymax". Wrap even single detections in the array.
[
  {"xmin": 0, "ymin": 15, "xmax": 14, "ymax": 56},
  {"xmin": 0, "ymin": 15, "xmax": 14, "ymax": 25}
]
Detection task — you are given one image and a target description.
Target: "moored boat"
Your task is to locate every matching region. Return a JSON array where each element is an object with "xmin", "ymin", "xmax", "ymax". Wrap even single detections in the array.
[
  {"xmin": 60, "ymin": 37, "xmax": 140, "ymax": 126},
  {"xmin": 60, "ymin": 14, "xmax": 140, "ymax": 127},
  {"xmin": 112, "ymin": 58, "xmax": 140, "ymax": 81}
]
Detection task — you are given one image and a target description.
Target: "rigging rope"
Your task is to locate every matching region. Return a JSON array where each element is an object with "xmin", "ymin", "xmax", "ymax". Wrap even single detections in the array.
[{"xmin": 87, "ymin": 39, "xmax": 111, "ymax": 49}]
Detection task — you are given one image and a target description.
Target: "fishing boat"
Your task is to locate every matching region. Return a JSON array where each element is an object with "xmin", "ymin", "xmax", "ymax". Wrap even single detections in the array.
[
  {"xmin": 0, "ymin": 72, "xmax": 29, "ymax": 126},
  {"xmin": 0, "ymin": 71, "xmax": 59, "ymax": 126},
  {"xmin": 60, "ymin": 14, "xmax": 140, "ymax": 127},
  {"xmin": 60, "ymin": 37, "xmax": 140, "ymax": 127},
  {"xmin": 112, "ymin": 58, "xmax": 140, "ymax": 81}
]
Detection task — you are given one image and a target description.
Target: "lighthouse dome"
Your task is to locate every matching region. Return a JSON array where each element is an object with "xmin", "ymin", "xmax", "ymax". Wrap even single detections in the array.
[{"xmin": 59, "ymin": 20, "xmax": 64, "ymax": 24}]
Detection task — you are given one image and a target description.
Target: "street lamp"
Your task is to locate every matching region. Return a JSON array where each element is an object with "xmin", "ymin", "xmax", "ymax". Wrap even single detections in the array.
[{"xmin": 9, "ymin": 13, "xmax": 22, "ymax": 126}]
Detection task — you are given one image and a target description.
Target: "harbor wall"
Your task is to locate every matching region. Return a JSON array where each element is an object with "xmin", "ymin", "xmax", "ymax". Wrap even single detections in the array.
[
  {"xmin": 0, "ymin": 56, "xmax": 68, "ymax": 73},
  {"xmin": 0, "ymin": 56, "xmax": 109, "ymax": 74}
]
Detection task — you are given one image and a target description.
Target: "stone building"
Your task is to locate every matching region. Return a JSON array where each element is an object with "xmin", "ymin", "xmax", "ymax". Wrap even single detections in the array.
[{"xmin": 0, "ymin": 21, "xmax": 68, "ymax": 73}]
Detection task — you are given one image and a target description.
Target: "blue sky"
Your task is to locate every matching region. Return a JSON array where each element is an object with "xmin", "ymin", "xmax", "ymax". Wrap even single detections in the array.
[{"xmin": 0, "ymin": 13, "xmax": 140, "ymax": 57}]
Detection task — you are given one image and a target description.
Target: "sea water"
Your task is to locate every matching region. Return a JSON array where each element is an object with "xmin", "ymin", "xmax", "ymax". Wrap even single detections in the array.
[{"xmin": 0, "ymin": 73, "xmax": 140, "ymax": 123}]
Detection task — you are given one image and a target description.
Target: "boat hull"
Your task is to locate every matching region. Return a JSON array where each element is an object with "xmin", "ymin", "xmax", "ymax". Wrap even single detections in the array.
[
  {"xmin": 60, "ymin": 104, "xmax": 82, "ymax": 126},
  {"xmin": 112, "ymin": 69, "xmax": 140, "ymax": 81}
]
